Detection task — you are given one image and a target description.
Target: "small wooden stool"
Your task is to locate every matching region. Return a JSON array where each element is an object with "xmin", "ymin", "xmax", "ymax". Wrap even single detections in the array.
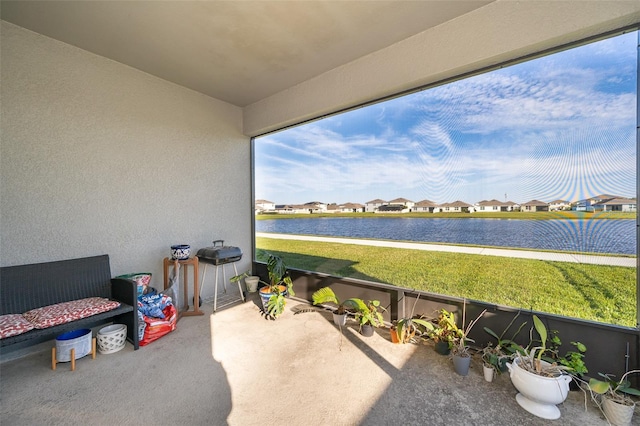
[{"xmin": 163, "ymin": 257, "xmax": 203, "ymax": 317}]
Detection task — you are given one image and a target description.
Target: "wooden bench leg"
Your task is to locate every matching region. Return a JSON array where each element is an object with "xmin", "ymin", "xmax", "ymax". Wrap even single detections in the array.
[
  {"xmin": 92, "ymin": 337, "xmax": 97, "ymax": 359},
  {"xmin": 51, "ymin": 347, "xmax": 57, "ymax": 370},
  {"xmin": 70, "ymin": 348, "xmax": 75, "ymax": 371}
]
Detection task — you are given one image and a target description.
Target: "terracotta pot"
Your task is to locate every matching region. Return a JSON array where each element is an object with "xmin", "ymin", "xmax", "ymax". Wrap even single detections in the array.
[{"xmin": 390, "ymin": 327, "xmax": 399, "ymax": 343}]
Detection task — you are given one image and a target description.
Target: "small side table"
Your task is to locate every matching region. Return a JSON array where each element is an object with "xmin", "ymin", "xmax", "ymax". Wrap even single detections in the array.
[{"xmin": 163, "ymin": 257, "xmax": 203, "ymax": 317}]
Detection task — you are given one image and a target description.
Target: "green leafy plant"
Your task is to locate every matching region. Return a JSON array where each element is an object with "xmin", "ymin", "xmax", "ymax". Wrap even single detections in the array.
[
  {"xmin": 483, "ymin": 311, "xmax": 527, "ymax": 373},
  {"xmin": 312, "ymin": 287, "xmax": 348, "ymax": 314},
  {"xmin": 450, "ymin": 306, "xmax": 487, "ymax": 357},
  {"xmin": 261, "ymin": 253, "xmax": 294, "ymax": 318},
  {"xmin": 392, "ymin": 294, "xmax": 435, "ymax": 344},
  {"xmin": 346, "ymin": 298, "xmax": 386, "ymax": 328},
  {"xmin": 514, "ymin": 315, "xmax": 573, "ymax": 377},
  {"xmin": 312, "ymin": 287, "xmax": 386, "ymax": 331},
  {"xmin": 588, "ymin": 370, "xmax": 640, "ymax": 405},
  {"xmin": 428, "ymin": 309, "xmax": 461, "ymax": 347}
]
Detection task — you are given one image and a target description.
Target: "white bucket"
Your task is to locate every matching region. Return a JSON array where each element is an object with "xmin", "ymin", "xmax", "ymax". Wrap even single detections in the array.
[
  {"xmin": 55, "ymin": 329, "xmax": 92, "ymax": 362},
  {"xmin": 97, "ymin": 324, "xmax": 127, "ymax": 354}
]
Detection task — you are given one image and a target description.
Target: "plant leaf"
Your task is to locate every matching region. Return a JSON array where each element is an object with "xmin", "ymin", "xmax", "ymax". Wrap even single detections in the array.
[{"xmin": 588, "ymin": 378, "xmax": 610, "ymax": 394}]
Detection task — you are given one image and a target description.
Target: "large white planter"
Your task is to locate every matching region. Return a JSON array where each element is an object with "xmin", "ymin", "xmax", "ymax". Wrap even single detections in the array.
[{"xmin": 507, "ymin": 357, "xmax": 572, "ymax": 420}]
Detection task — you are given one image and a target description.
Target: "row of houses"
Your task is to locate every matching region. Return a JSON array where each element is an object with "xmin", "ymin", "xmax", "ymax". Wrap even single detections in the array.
[{"xmin": 256, "ymin": 194, "xmax": 637, "ymax": 214}]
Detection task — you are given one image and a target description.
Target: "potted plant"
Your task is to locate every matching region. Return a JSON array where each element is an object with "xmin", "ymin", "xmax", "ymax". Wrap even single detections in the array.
[
  {"xmin": 482, "ymin": 311, "xmax": 528, "ymax": 381},
  {"xmin": 258, "ymin": 253, "xmax": 294, "ymax": 318},
  {"xmin": 449, "ymin": 306, "xmax": 487, "ymax": 376},
  {"xmin": 230, "ymin": 270, "xmax": 260, "ymax": 293},
  {"xmin": 506, "ymin": 315, "xmax": 573, "ymax": 420},
  {"xmin": 481, "ymin": 343, "xmax": 504, "ymax": 382},
  {"xmin": 348, "ymin": 298, "xmax": 386, "ymax": 337},
  {"xmin": 391, "ymin": 294, "xmax": 435, "ymax": 344},
  {"xmin": 311, "ymin": 287, "xmax": 350, "ymax": 326},
  {"xmin": 428, "ymin": 309, "xmax": 460, "ymax": 355},
  {"xmin": 588, "ymin": 370, "xmax": 640, "ymax": 426}
]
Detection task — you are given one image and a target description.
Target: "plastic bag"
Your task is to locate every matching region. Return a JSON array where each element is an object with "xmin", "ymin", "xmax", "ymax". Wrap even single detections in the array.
[{"xmin": 139, "ymin": 304, "xmax": 177, "ymax": 346}]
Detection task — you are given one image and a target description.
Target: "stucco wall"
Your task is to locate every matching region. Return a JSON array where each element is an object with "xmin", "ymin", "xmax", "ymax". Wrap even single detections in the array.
[
  {"xmin": 0, "ymin": 22, "xmax": 251, "ymax": 300},
  {"xmin": 243, "ymin": 1, "xmax": 640, "ymax": 136}
]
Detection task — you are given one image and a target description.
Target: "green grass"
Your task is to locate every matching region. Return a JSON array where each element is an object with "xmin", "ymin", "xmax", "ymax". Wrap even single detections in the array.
[
  {"xmin": 256, "ymin": 211, "xmax": 636, "ymax": 220},
  {"xmin": 256, "ymin": 236, "xmax": 637, "ymax": 327}
]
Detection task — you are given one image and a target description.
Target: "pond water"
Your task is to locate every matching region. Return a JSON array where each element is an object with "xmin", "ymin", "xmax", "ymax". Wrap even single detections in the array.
[{"xmin": 256, "ymin": 217, "xmax": 636, "ymax": 255}]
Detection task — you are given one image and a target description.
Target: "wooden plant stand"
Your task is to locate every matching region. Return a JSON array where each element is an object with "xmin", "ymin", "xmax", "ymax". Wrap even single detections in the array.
[{"xmin": 51, "ymin": 337, "xmax": 97, "ymax": 371}]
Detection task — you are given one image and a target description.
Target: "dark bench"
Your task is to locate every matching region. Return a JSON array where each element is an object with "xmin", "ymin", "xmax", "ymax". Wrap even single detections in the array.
[{"xmin": 0, "ymin": 254, "xmax": 140, "ymax": 352}]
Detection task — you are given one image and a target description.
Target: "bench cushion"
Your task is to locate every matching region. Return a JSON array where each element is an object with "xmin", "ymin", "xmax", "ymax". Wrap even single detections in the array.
[
  {"xmin": 0, "ymin": 314, "xmax": 35, "ymax": 339},
  {"xmin": 23, "ymin": 297, "xmax": 121, "ymax": 329}
]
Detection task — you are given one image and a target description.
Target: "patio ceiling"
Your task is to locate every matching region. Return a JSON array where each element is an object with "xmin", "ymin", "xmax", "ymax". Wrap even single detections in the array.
[{"xmin": 0, "ymin": 0, "xmax": 493, "ymax": 107}]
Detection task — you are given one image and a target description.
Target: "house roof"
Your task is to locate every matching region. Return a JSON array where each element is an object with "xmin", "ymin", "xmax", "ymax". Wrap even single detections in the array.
[
  {"xmin": 0, "ymin": 1, "xmax": 490, "ymax": 107},
  {"xmin": 590, "ymin": 194, "xmax": 622, "ymax": 201},
  {"xmin": 549, "ymin": 199, "xmax": 569, "ymax": 204},
  {"xmin": 601, "ymin": 198, "xmax": 637, "ymax": 205},
  {"xmin": 388, "ymin": 198, "xmax": 413, "ymax": 204},
  {"xmin": 415, "ymin": 199, "xmax": 438, "ymax": 207},
  {"xmin": 365, "ymin": 199, "xmax": 387, "ymax": 204},
  {"xmin": 521, "ymin": 200, "xmax": 549, "ymax": 206},
  {"xmin": 440, "ymin": 201, "xmax": 472, "ymax": 208},
  {"xmin": 477, "ymin": 199, "xmax": 506, "ymax": 206}
]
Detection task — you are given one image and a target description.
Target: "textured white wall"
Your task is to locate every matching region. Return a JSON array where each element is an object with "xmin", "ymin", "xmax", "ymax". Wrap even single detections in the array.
[
  {"xmin": 243, "ymin": 1, "xmax": 640, "ymax": 136},
  {"xmin": 0, "ymin": 22, "xmax": 251, "ymax": 300}
]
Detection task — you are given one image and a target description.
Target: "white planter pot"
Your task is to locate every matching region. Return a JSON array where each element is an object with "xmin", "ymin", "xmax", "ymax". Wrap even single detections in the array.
[
  {"xmin": 245, "ymin": 276, "xmax": 259, "ymax": 293},
  {"xmin": 507, "ymin": 357, "xmax": 572, "ymax": 420},
  {"xmin": 483, "ymin": 364, "xmax": 494, "ymax": 382},
  {"xmin": 332, "ymin": 312, "xmax": 347, "ymax": 326},
  {"xmin": 602, "ymin": 397, "xmax": 635, "ymax": 426}
]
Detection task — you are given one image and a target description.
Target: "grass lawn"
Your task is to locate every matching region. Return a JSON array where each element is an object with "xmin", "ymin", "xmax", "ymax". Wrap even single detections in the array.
[{"xmin": 256, "ymin": 236, "xmax": 637, "ymax": 327}]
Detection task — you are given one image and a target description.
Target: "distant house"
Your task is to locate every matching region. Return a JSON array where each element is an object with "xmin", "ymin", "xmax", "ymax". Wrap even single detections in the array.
[
  {"xmin": 473, "ymin": 199, "xmax": 514, "ymax": 212},
  {"xmin": 414, "ymin": 199, "xmax": 438, "ymax": 213},
  {"xmin": 435, "ymin": 200, "xmax": 473, "ymax": 213},
  {"xmin": 365, "ymin": 199, "xmax": 387, "ymax": 212},
  {"xmin": 599, "ymin": 198, "xmax": 637, "ymax": 212},
  {"xmin": 575, "ymin": 199, "xmax": 594, "ymax": 212},
  {"xmin": 329, "ymin": 202, "xmax": 365, "ymax": 213},
  {"xmin": 388, "ymin": 197, "xmax": 415, "ymax": 211},
  {"xmin": 521, "ymin": 200, "xmax": 549, "ymax": 212},
  {"xmin": 304, "ymin": 201, "xmax": 327, "ymax": 212},
  {"xmin": 576, "ymin": 194, "xmax": 626, "ymax": 211},
  {"xmin": 274, "ymin": 203, "xmax": 323, "ymax": 214},
  {"xmin": 590, "ymin": 194, "xmax": 621, "ymax": 204},
  {"xmin": 548, "ymin": 199, "xmax": 570, "ymax": 211},
  {"xmin": 255, "ymin": 199, "xmax": 275, "ymax": 213}
]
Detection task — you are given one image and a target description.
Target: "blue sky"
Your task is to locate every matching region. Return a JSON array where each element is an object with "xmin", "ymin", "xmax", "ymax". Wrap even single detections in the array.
[{"xmin": 255, "ymin": 31, "xmax": 637, "ymax": 206}]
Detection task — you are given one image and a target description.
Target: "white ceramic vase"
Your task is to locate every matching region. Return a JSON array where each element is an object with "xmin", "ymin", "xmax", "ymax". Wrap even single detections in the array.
[{"xmin": 507, "ymin": 357, "xmax": 572, "ymax": 420}]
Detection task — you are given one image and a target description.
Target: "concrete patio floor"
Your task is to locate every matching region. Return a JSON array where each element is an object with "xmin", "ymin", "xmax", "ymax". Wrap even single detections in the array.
[{"xmin": 0, "ymin": 293, "xmax": 625, "ymax": 425}]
